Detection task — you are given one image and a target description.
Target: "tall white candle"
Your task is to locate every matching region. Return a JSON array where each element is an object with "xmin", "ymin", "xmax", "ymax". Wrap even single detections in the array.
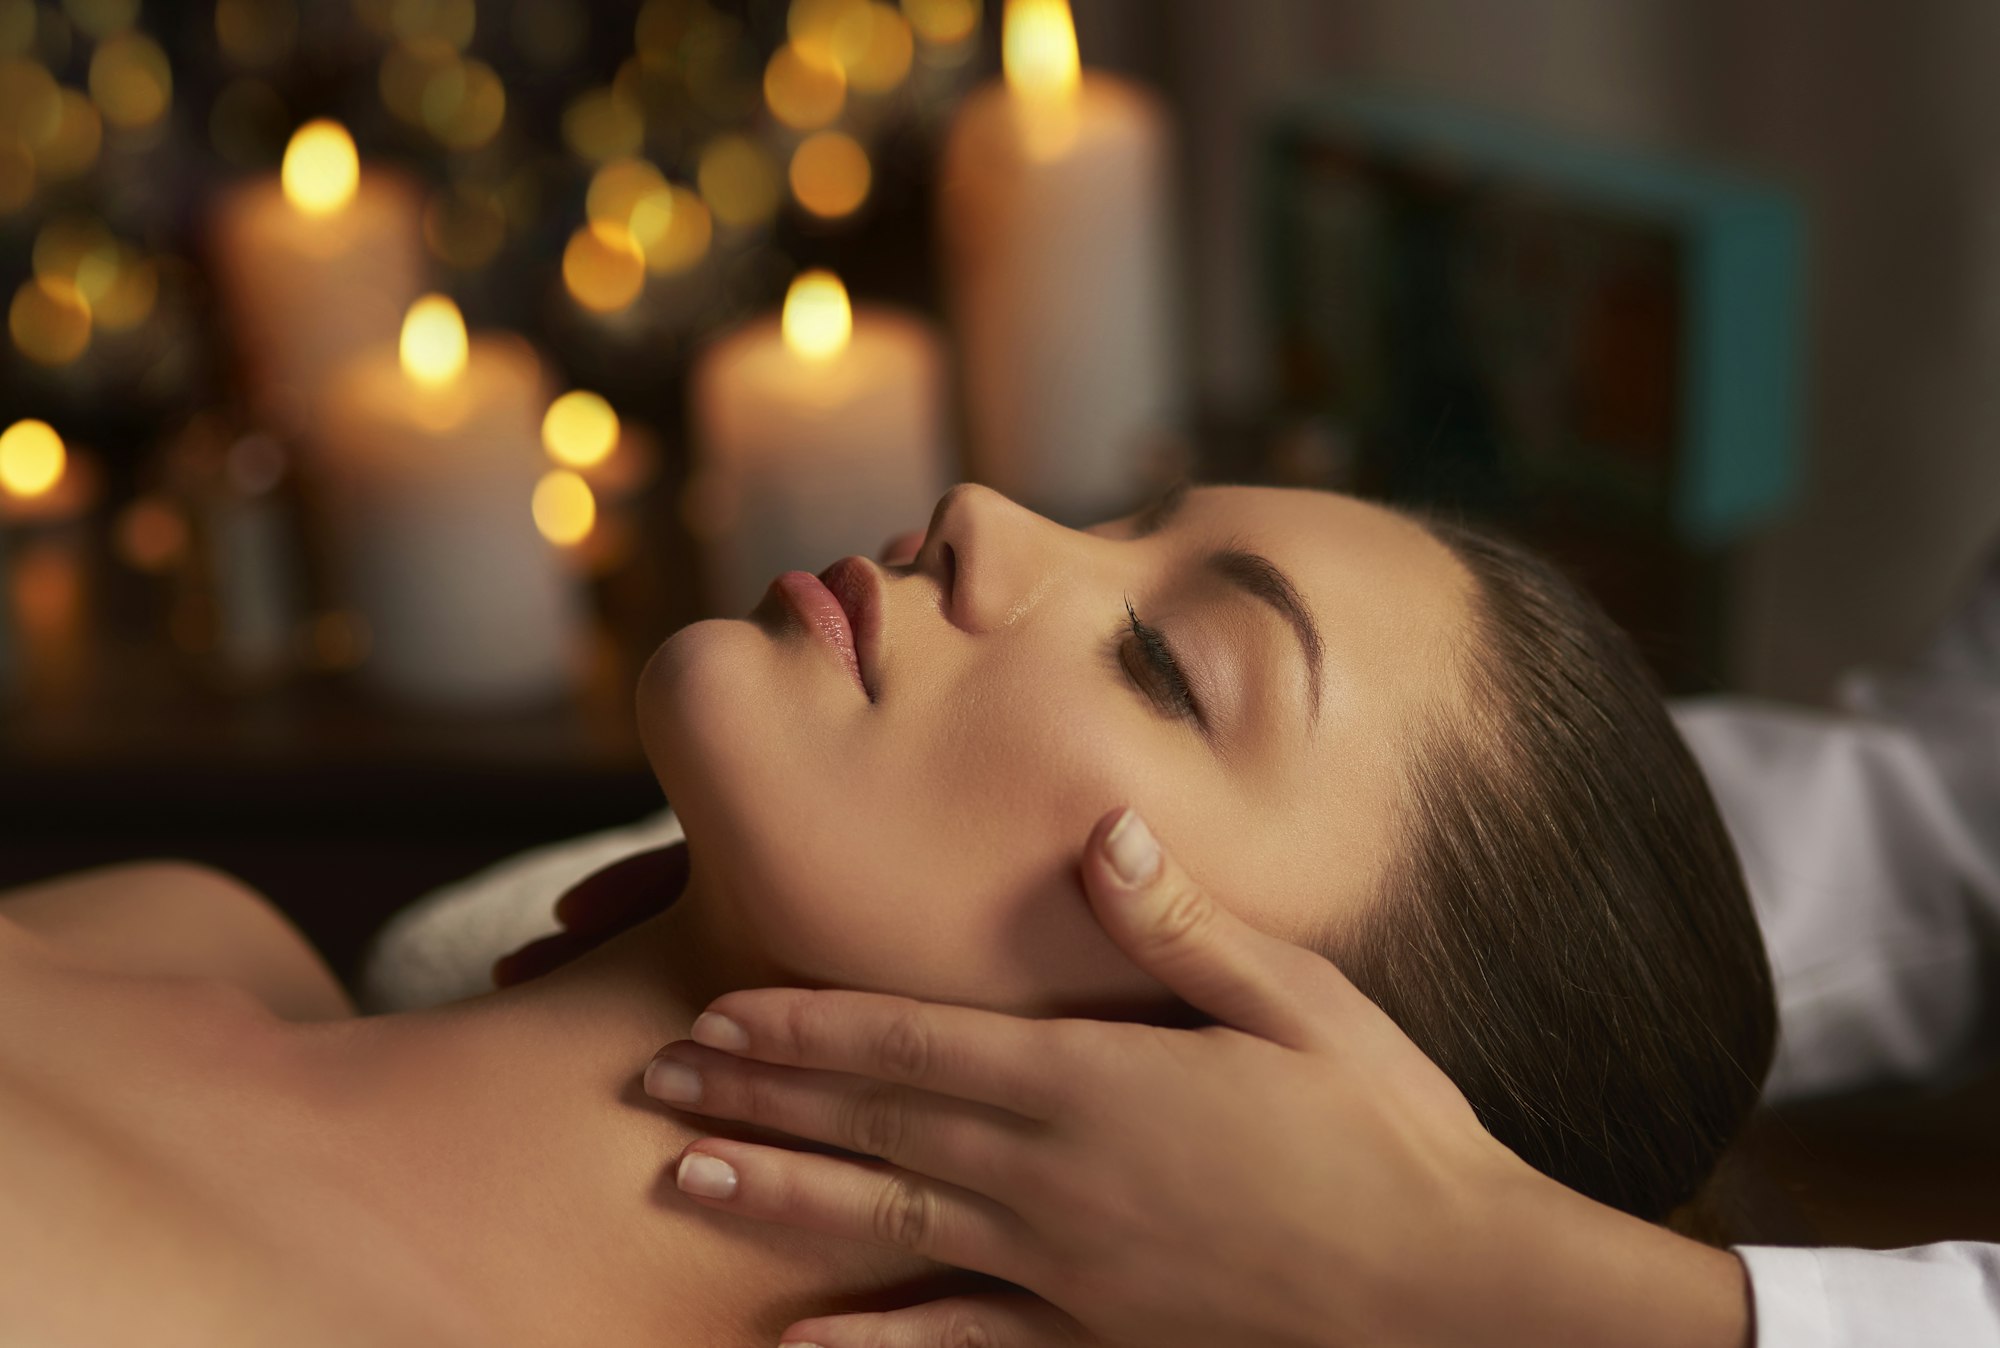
[
  {"xmin": 938, "ymin": 0, "xmax": 1181, "ymax": 523},
  {"xmin": 316, "ymin": 296, "xmax": 584, "ymax": 707},
  {"xmin": 210, "ymin": 120, "xmax": 425, "ymax": 438},
  {"xmin": 691, "ymin": 270, "xmax": 949, "ymax": 614}
]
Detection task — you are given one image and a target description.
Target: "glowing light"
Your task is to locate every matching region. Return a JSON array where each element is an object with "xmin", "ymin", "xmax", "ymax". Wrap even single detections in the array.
[
  {"xmin": 390, "ymin": 0, "xmax": 475, "ymax": 49},
  {"xmin": 9, "ymin": 276, "xmax": 90, "ymax": 365},
  {"xmin": 562, "ymin": 221, "xmax": 646, "ymax": 313},
  {"xmin": 398, "ymin": 294, "xmax": 467, "ymax": 387},
  {"xmin": 379, "ymin": 38, "xmax": 454, "ymax": 125},
  {"xmin": 561, "ymin": 85, "xmax": 643, "ymax": 163},
  {"xmin": 1003, "ymin": 0, "xmax": 1080, "ymax": 100},
  {"xmin": 846, "ymin": 5, "xmax": 914, "ymax": 92},
  {"xmin": 532, "ymin": 469, "xmax": 596, "ymax": 546},
  {"xmin": 0, "ymin": 418, "xmax": 64, "ymax": 497},
  {"xmin": 63, "ymin": 0, "xmax": 137, "ymax": 41},
  {"xmin": 0, "ymin": 58, "xmax": 62, "ymax": 145},
  {"xmin": 586, "ymin": 156, "xmax": 668, "ymax": 231},
  {"xmin": 763, "ymin": 41, "xmax": 845, "ymax": 131},
  {"xmin": 420, "ymin": 54, "xmax": 504, "ymax": 149},
  {"xmin": 114, "ymin": 496, "xmax": 187, "ymax": 571},
  {"xmin": 88, "ymin": 31, "xmax": 172, "ymax": 130},
  {"xmin": 31, "ymin": 215, "xmax": 115, "ymax": 294},
  {"xmin": 789, "ymin": 130, "xmax": 870, "ymax": 219},
  {"xmin": 542, "ymin": 390, "xmax": 619, "ymax": 469},
  {"xmin": 635, "ymin": 185, "xmax": 711, "ymax": 275},
  {"xmin": 281, "ymin": 119, "xmax": 358, "ymax": 215},
  {"xmin": 782, "ymin": 269, "xmax": 852, "ymax": 362},
  {"xmin": 697, "ymin": 134, "xmax": 779, "ymax": 229},
  {"xmin": 903, "ymin": 0, "xmax": 979, "ymax": 46},
  {"xmin": 92, "ymin": 253, "xmax": 154, "ymax": 331},
  {"xmin": 788, "ymin": 0, "xmax": 867, "ymax": 66}
]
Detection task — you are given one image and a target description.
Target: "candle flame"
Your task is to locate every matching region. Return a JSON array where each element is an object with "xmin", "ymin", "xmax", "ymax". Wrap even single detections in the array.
[
  {"xmin": 542, "ymin": 390, "xmax": 620, "ymax": 469},
  {"xmin": 0, "ymin": 418, "xmax": 66, "ymax": 499},
  {"xmin": 281, "ymin": 119, "xmax": 359, "ymax": 216},
  {"xmin": 400, "ymin": 294, "xmax": 468, "ymax": 387},
  {"xmin": 533, "ymin": 469, "xmax": 597, "ymax": 546},
  {"xmin": 1003, "ymin": 0, "xmax": 1080, "ymax": 101},
  {"xmin": 782, "ymin": 269, "xmax": 852, "ymax": 362}
]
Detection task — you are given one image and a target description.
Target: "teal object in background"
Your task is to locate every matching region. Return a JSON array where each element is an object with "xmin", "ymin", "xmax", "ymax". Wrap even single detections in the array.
[{"xmin": 1264, "ymin": 86, "xmax": 1805, "ymax": 548}]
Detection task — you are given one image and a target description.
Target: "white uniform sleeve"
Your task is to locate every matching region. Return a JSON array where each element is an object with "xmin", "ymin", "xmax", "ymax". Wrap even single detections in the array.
[{"xmin": 1735, "ymin": 1243, "xmax": 2000, "ymax": 1347}]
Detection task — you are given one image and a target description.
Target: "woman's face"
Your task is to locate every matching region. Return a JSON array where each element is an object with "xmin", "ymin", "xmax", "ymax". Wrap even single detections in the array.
[{"xmin": 638, "ymin": 484, "xmax": 1473, "ymax": 1016}]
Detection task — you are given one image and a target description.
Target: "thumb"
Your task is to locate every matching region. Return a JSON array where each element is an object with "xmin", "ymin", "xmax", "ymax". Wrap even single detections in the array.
[
  {"xmin": 1080, "ymin": 806, "xmax": 1321, "ymax": 1048},
  {"xmin": 780, "ymin": 1292, "xmax": 1092, "ymax": 1348}
]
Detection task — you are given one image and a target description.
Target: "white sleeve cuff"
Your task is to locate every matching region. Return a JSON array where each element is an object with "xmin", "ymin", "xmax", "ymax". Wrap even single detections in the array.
[{"xmin": 1736, "ymin": 1242, "xmax": 2000, "ymax": 1347}]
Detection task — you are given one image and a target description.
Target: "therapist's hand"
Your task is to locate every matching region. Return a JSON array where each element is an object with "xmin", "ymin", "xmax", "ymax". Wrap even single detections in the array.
[{"xmin": 646, "ymin": 809, "xmax": 1752, "ymax": 1348}]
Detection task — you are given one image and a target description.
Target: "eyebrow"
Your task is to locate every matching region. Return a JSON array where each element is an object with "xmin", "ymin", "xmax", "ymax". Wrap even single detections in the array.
[{"xmin": 1128, "ymin": 481, "xmax": 1326, "ymax": 722}]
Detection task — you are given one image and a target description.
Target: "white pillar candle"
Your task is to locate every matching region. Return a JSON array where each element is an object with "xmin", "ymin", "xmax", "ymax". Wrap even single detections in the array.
[
  {"xmin": 690, "ymin": 270, "xmax": 949, "ymax": 614},
  {"xmin": 316, "ymin": 296, "xmax": 584, "ymax": 707},
  {"xmin": 210, "ymin": 120, "xmax": 425, "ymax": 439},
  {"xmin": 938, "ymin": 0, "xmax": 1181, "ymax": 523}
]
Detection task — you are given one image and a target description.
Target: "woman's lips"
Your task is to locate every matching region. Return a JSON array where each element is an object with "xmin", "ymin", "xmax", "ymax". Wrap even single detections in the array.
[{"xmin": 770, "ymin": 562, "xmax": 877, "ymax": 700}]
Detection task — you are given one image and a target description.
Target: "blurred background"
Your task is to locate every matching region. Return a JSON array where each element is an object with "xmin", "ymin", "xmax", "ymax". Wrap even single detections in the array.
[{"xmin": 2, "ymin": 0, "xmax": 1997, "ymax": 1250}]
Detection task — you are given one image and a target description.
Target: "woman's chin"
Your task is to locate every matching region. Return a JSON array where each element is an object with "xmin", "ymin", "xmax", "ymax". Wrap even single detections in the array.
[{"xmin": 636, "ymin": 618, "xmax": 762, "ymax": 798}]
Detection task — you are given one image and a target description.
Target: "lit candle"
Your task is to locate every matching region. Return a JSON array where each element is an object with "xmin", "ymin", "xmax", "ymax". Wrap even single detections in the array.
[
  {"xmin": 938, "ymin": 0, "xmax": 1181, "ymax": 521},
  {"xmin": 690, "ymin": 270, "xmax": 949, "ymax": 613},
  {"xmin": 315, "ymin": 296, "xmax": 584, "ymax": 707},
  {"xmin": 209, "ymin": 119, "xmax": 425, "ymax": 438},
  {"xmin": 0, "ymin": 418, "xmax": 101, "ymax": 707}
]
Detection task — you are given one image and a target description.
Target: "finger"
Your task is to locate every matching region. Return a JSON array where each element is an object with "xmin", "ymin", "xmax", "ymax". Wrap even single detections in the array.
[
  {"xmin": 1081, "ymin": 806, "xmax": 1339, "ymax": 1049},
  {"xmin": 687, "ymin": 989, "xmax": 1069, "ymax": 1119},
  {"xmin": 780, "ymin": 1293, "xmax": 1092, "ymax": 1348},
  {"xmin": 646, "ymin": 1041, "xmax": 1036, "ymax": 1192},
  {"xmin": 551, "ymin": 842, "xmax": 688, "ymax": 933},
  {"xmin": 670, "ymin": 1138, "xmax": 1031, "ymax": 1284}
]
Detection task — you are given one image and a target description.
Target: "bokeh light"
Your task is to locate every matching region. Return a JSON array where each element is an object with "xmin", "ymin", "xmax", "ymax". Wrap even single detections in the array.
[
  {"xmin": 114, "ymin": 496, "xmax": 188, "ymax": 571},
  {"xmin": 562, "ymin": 221, "xmax": 645, "ymax": 313},
  {"xmin": 62, "ymin": 0, "xmax": 136, "ymax": 41},
  {"xmin": 635, "ymin": 185, "xmax": 711, "ymax": 275},
  {"xmin": 586, "ymin": 156, "xmax": 668, "ymax": 231},
  {"xmin": 91, "ymin": 252, "xmax": 154, "ymax": 331},
  {"xmin": 0, "ymin": 58, "xmax": 62, "ymax": 145},
  {"xmin": 399, "ymin": 293, "xmax": 468, "ymax": 386},
  {"xmin": 390, "ymin": 0, "xmax": 474, "ymax": 50},
  {"xmin": 903, "ymin": 0, "xmax": 980, "ymax": 46},
  {"xmin": 423, "ymin": 181, "xmax": 506, "ymax": 269},
  {"xmin": 0, "ymin": 418, "xmax": 66, "ymax": 498},
  {"xmin": 763, "ymin": 41, "xmax": 845, "ymax": 131},
  {"xmin": 420, "ymin": 54, "xmax": 504, "ymax": 149},
  {"xmin": 0, "ymin": 138, "xmax": 32, "ymax": 212},
  {"xmin": 379, "ymin": 37, "xmax": 454, "ymax": 124},
  {"xmin": 542, "ymin": 390, "xmax": 619, "ymax": 469},
  {"xmin": 846, "ymin": 5, "xmax": 915, "ymax": 92},
  {"xmin": 215, "ymin": 0, "xmax": 297, "ymax": 67},
  {"xmin": 36, "ymin": 89, "xmax": 101, "ymax": 179},
  {"xmin": 782, "ymin": 268, "xmax": 853, "ymax": 361},
  {"xmin": 697, "ymin": 134, "xmax": 780, "ymax": 229},
  {"xmin": 790, "ymin": 130, "xmax": 871, "ymax": 219},
  {"xmin": 532, "ymin": 469, "xmax": 596, "ymax": 546},
  {"xmin": 32, "ymin": 214, "xmax": 115, "ymax": 295},
  {"xmin": 9, "ymin": 275, "xmax": 90, "ymax": 365},
  {"xmin": 562, "ymin": 85, "xmax": 643, "ymax": 163},
  {"xmin": 281, "ymin": 118, "xmax": 358, "ymax": 215},
  {"xmin": 0, "ymin": 0, "xmax": 33, "ymax": 56},
  {"xmin": 88, "ymin": 30, "xmax": 172, "ymax": 130}
]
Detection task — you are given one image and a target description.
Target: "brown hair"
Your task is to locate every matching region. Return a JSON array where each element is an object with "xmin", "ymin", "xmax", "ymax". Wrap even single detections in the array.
[{"xmin": 1330, "ymin": 515, "xmax": 1777, "ymax": 1224}]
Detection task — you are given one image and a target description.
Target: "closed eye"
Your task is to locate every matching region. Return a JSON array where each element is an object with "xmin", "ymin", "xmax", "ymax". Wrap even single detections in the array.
[{"xmin": 1120, "ymin": 597, "xmax": 1201, "ymax": 727}]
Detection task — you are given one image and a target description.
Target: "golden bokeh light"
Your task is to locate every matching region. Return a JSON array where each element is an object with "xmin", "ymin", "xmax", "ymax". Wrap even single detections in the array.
[
  {"xmin": 31, "ymin": 214, "xmax": 116, "ymax": 297},
  {"xmin": 281, "ymin": 118, "xmax": 358, "ymax": 215},
  {"xmin": 114, "ymin": 496, "xmax": 188, "ymax": 571},
  {"xmin": 399, "ymin": 293, "xmax": 468, "ymax": 386},
  {"xmin": 1003, "ymin": 0, "xmax": 1080, "ymax": 100},
  {"xmin": 9, "ymin": 275, "xmax": 90, "ymax": 365},
  {"xmin": 782, "ymin": 268, "xmax": 852, "ymax": 361},
  {"xmin": 215, "ymin": 0, "xmax": 297, "ymax": 67},
  {"xmin": 697, "ymin": 134, "xmax": 779, "ymax": 229},
  {"xmin": 563, "ymin": 221, "xmax": 646, "ymax": 313},
  {"xmin": 0, "ymin": 58, "xmax": 61, "ymax": 145},
  {"xmin": 379, "ymin": 37, "xmax": 454, "ymax": 124},
  {"xmin": 788, "ymin": 0, "xmax": 864, "ymax": 65},
  {"xmin": 91, "ymin": 251, "xmax": 154, "ymax": 331},
  {"xmin": 846, "ymin": 4, "xmax": 914, "ymax": 92},
  {"xmin": 532, "ymin": 469, "xmax": 596, "ymax": 546},
  {"xmin": 903, "ymin": 0, "xmax": 980, "ymax": 46},
  {"xmin": 541, "ymin": 390, "xmax": 619, "ymax": 469},
  {"xmin": 561, "ymin": 85, "xmax": 643, "ymax": 163},
  {"xmin": 586, "ymin": 156, "xmax": 667, "ymax": 230},
  {"xmin": 89, "ymin": 30, "xmax": 172, "ymax": 130},
  {"xmin": 36, "ymin": 89, "xmax": 101, "ymax": 179},
  {"xmin": 0, "ymin": 418, "xmax": 65, "ymax": 498},
  {"xmin": 789, "ymin": 130, "xmax": 870, "ymax": 219},
  {"xmin": 423, "ymin": 181, "xmax": 505, "ymax": 269},
  {"xmin": 420, "ymin": 54, "xmax": 504, "ymax": 149},
  {"xmin": 390, "ymin": 0, "xmax": 474, "ymax": 50},
  {"xmin": 62, "ymin": 0, "xmax": 137, "ymax": 40},
  {"xmin": 763, "ymin": 41, "xmax": 845, "ymax": 131},
  {"xmin": 634, "ymin": 184, "xmax": 711, "ymax": 275},
  {"xmin": 0, "ymin": 137, "xmax": 32, "ymax": 212}
]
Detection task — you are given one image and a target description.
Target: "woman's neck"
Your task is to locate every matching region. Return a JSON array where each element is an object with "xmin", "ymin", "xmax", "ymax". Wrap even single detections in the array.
[{"xmin": 309, "ymin": 859, "xmax": 975, "ymax": 1347}]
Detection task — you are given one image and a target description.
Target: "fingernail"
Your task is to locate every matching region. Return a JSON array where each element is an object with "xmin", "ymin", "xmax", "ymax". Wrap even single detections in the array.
[
  {"xmin": 691, "ymin": 1011, "xmax": 749, "ymax": 1052},
  {"xmin": 644, "ymin": 1057, "xmax": 702, "ymax": 1105},
  {"xmin": 676, "ymin": 1152, "xmax": 738, "ymax": 1200},
  {"xmin": 1105, "ymin": 808, "xmax": 1161, "ymax": 886}
]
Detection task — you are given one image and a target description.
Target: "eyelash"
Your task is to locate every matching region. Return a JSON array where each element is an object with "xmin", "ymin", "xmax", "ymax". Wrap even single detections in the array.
[{"xmin": 1121, "ymin": 597, "xmax": 1201, "ymax": 726}]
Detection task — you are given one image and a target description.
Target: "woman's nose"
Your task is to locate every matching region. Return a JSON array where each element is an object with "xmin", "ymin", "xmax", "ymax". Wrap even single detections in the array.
[{"xmin": 916, "ymin": 483, "xmax": 1066, "ymax": 633}]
